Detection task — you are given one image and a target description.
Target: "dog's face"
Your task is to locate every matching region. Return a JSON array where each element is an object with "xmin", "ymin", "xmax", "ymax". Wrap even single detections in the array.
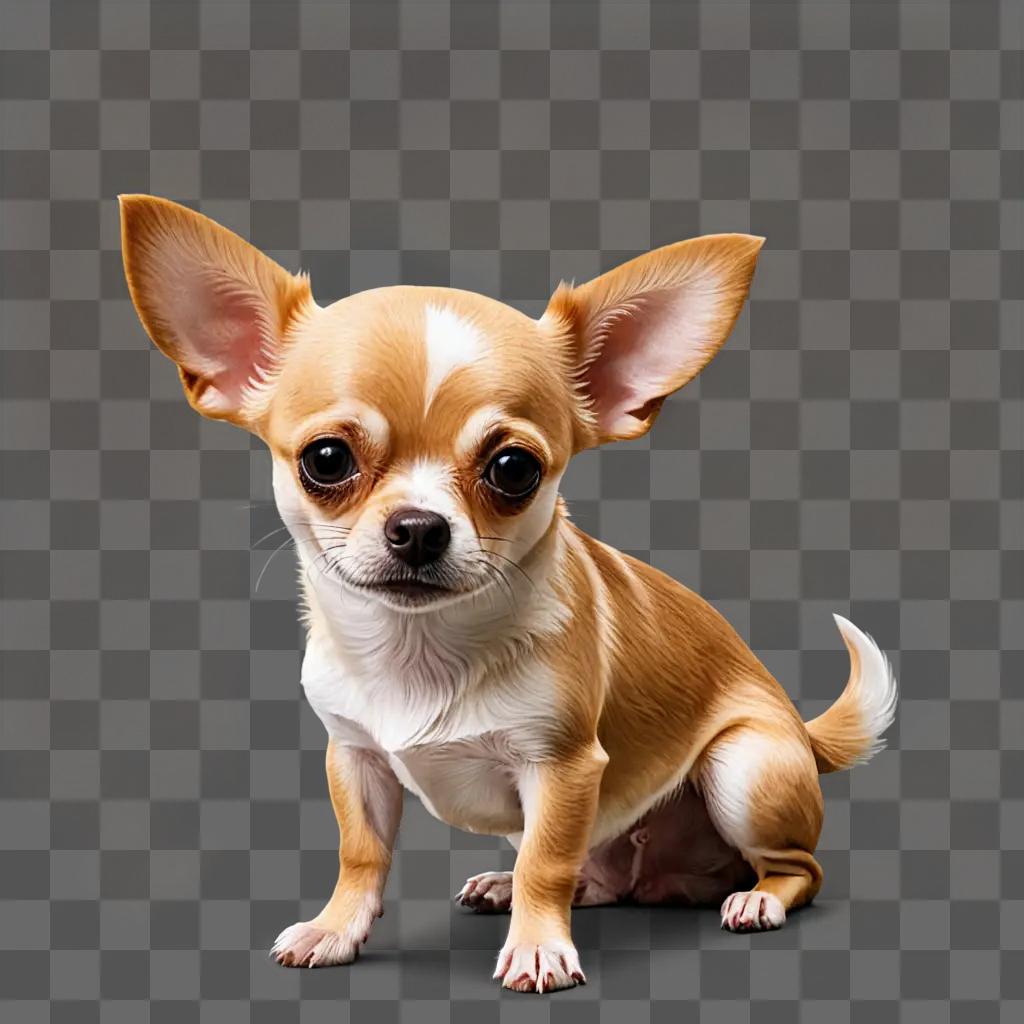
[
  {"xmin": 120, "ymin": 195, "xmax": 762, "ymax": 611},
  {"xmin": 262, "ymin": 287, "xmax": 580, "ymax": 610}
]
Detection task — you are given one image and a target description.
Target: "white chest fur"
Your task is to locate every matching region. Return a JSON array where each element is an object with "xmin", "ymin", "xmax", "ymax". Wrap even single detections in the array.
[
  {"xmin": 299, "ymin": 590, "xmax": 566, "ymax": 836},
  {"xmin": 385, "ymin": 736, "xmax": 525, "ymax": 835},
  {"xmin": 292, "ymin": 517, "xmax": 574, "ymax": 835}
]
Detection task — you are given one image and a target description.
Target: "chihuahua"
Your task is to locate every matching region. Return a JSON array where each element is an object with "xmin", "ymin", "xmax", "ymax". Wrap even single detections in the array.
[{"xmin": 120, "ymin": 195, "xmax": 897, "ymax": 993}]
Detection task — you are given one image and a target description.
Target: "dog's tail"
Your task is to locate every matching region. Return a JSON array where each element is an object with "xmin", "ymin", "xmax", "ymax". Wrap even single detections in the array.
[{"xmin": 804, "ymin": 615, "xmax": 898, "ymax": 774}]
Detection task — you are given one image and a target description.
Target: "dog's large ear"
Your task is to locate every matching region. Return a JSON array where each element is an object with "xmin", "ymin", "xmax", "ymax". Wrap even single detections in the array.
[
  {"xmin": 119, "ymin": 194, "xmax": 313, "ymax": 425},
  {"xmin": 544, "ymin": 234, "xmax": 763, "ymax": 444}
]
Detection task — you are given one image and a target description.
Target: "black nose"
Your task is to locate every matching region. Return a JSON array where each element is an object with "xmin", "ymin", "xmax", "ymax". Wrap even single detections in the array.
[{"xmin": 383, "ymin": 508, "xmax": 451, "ymax": 567}]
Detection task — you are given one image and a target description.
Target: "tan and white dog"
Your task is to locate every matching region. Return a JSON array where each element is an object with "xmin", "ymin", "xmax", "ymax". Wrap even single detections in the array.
[{"xmin": 120, "ymin": 195, "xmax": 897, "ymax": 993}]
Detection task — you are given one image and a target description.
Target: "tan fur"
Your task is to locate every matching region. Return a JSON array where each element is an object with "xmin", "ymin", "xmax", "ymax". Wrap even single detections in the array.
[
  {"xmin": 120, "ymin": 196, "xmax": 896, "ymax": 992},
  {"xmin": 497, "ymin": 743, "xmax": 608, "ymax": 990}
]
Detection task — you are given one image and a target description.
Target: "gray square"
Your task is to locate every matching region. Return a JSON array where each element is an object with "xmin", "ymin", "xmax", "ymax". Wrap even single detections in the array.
[{"xmin": 151, "ymin": 0, "xmax": 199, "ymax": 50}]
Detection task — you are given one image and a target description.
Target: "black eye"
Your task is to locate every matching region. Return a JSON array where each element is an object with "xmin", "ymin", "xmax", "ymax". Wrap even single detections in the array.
[
  {"xmin": 484, "ymin": 447, "xmax": 541, "ymax": 498},
  {"xmin": 300, "ymin": 438, "xmax": 357, "ymax": 487}
]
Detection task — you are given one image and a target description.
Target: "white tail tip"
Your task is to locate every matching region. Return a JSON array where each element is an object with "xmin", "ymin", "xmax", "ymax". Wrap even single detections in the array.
[{"xmin": 832, "ymin": 613, "xmax": 899, "ymax": 760}]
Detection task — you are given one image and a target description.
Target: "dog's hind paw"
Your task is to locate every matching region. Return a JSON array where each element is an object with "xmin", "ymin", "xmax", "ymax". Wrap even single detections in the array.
[
  {"xmin": 454, "ymin": 870, "xmax": 513, "ymax": 912},
  {"xmin": 720, "ymin": 890, "xmax": 786, "ymax": 932}
]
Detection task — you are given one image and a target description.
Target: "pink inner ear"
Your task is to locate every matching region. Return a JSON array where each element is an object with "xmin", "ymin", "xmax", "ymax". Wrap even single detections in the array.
[
  {"xmin": 583, "ymin": 284, "xmax": 721, "ymax": 435},
  {"xmin": 168, "ymin": 269, "xmax": 275, "ymax": 415}
]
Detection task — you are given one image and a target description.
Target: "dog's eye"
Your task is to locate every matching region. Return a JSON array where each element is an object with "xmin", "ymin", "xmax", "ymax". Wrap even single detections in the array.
[
  {"xmin": 484, "ymin": 447, "xmax": 541, "ymax": 498},
  {"xmin": 300, "ymin": 438, "xmax": 357, "ymax": 487}
]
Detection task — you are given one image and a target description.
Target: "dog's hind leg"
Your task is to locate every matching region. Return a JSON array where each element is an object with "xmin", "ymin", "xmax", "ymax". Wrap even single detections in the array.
[{"xmin": 696, "ymin": 723, "xmax": 824, "ymax": 932}]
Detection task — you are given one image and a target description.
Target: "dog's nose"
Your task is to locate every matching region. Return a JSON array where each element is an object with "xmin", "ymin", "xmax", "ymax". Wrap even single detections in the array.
[{"xmin": 383, "ymin": 508, "xmax": 451, "ymax": 567}]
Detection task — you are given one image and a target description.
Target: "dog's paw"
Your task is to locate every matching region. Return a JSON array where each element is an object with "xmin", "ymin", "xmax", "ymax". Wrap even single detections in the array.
[
  {"xmin": 720, "ymin": 890, "xmax": 786, "ymax": 933},
  {"xmin": 454, "ymin": 871, "xmax": 513, "ymax": 912},
  {"xmin": 271, "ymin": 921, "xmax": 363, "ymax": 967},
  {"xmin": 271, "ymin": 896, "xmax": 381, "ymax": 968},
  {"xmin": 493, "ymin": 935, "xmax": 585, "ymax": 993}
]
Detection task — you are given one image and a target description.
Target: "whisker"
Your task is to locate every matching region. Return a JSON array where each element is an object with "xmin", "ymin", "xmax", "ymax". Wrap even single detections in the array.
[
  {"xmin": 473, "ymin": 557, "xmax": 516, "ymax": 613},
  {"xmin": 302, "ymin": 556, "xmax": 330, "ymax": 591},
  {"xmin": 250, "ymin": 523, "xmax": 293, "ymax": 549},
  {"xmin": 305, "ymin": 548, "xmax": 347, "ymax": 590},
  {"xmin": 312, "ymin": 544, "xmax": 350, "ymax": 569},
  {"xmin": 476, "ymin": 564, "xmax": 498, "ymax": 615},
  {"xmin": 254, "ymin": 535, "xmax": 297, "ymax": 593},
  {"xmin": 489, "ymin": 564, "xmax": 518, "ymax": 613},
  {"xmin": 473, "ymin": 548, "xmax": 536, "ymax": 593},
  {"xmin": 249, "ymin": 520, "xmax": 351, "ymax": 549}
]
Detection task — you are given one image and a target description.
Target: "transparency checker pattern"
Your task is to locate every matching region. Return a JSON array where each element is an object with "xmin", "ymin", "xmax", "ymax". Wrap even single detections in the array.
[{"xmin": 0, "ymin": 0, "xmax": 1020, "ymax": 1021}]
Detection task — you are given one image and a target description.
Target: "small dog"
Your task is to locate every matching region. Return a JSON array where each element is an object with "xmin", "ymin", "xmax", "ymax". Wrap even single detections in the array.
[{"xmin": 120, "ymin": 195, "xmax": 897, "ymax": 992}]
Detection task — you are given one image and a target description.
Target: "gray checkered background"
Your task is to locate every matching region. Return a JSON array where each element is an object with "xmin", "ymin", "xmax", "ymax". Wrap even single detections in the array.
[{"xmin": 0, "ymin": 0, "xmax": 1020, "ymax": 1020}]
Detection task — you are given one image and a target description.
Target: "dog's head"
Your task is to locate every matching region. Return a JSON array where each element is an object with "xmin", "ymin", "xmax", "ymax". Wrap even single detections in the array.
[{"xmin": 121, "ymin": 195, "xmax": 761, "ymax": 612}]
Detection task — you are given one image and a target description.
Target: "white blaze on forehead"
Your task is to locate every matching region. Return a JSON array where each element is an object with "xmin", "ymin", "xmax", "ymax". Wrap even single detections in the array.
[
  {"xmin": 400, "ymin": 459, "xmax": 460, "ymax": 518},
  {"xmin": 423, "ymin": 304, "xmax": 484, "ymax": 409}
]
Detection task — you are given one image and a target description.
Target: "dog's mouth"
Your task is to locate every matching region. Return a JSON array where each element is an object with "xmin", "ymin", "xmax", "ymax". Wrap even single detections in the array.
[
  {"xmin": 370, "ymin": 577, "xmax": 453, "ymax": 601},
  {"xmin": 344, "ymin": 572, "xmax": 465, "ymax": 608},
  {"xmin": 307, "ymin": 541, "xmax": 490, "ymax": 610}
]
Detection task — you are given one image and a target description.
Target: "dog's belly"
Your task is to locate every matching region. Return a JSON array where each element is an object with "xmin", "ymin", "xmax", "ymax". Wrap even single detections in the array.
[{"xmin": 579, "ymin": 785, "xmax": 754, "ymax": 906}]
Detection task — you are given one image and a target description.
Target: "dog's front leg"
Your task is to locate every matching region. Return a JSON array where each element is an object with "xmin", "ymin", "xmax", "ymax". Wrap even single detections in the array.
[
  {"xmin": 495, "ymin": 741, "xmax": 608, "ymax": 993},
  {"xmin": 272, "ymin": 737, "xmax": 403, "ymax": 967}
]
